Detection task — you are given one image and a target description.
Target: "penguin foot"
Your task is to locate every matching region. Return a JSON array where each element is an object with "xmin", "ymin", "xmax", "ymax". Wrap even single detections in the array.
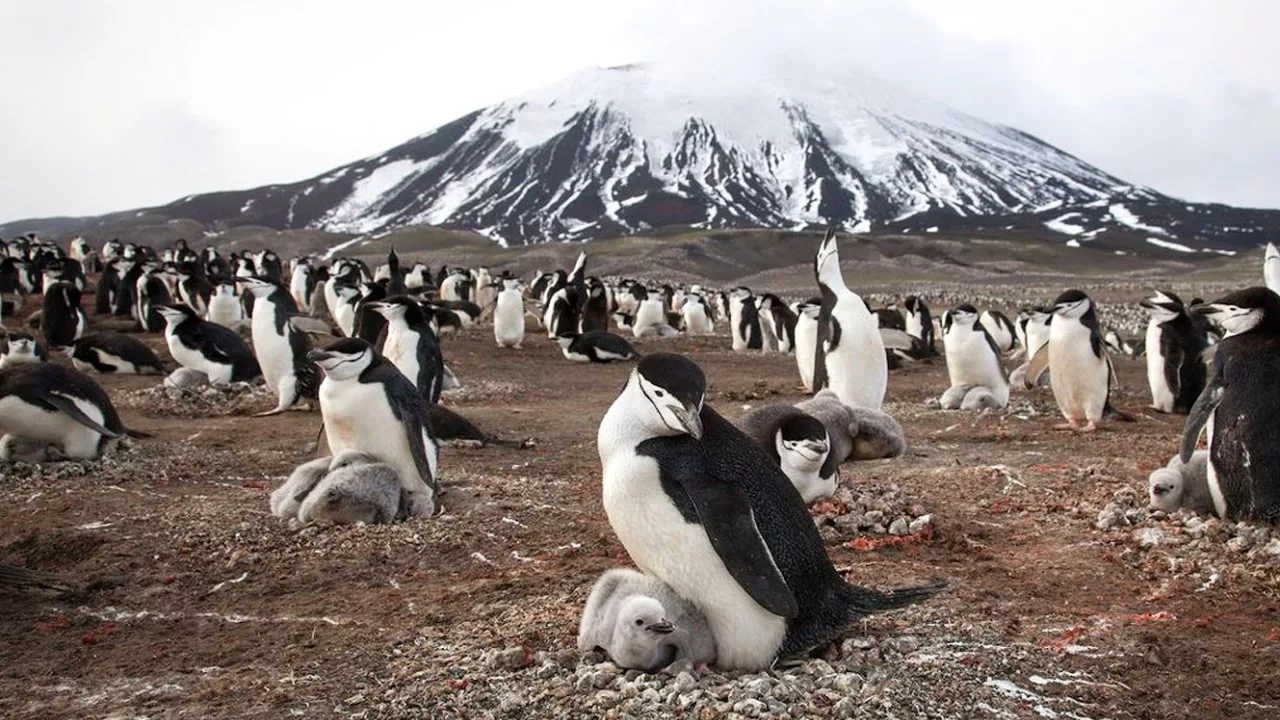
[
  {"xmin": 1077, "ymin": 422, "xmax": 1100, "ymax": 433},
  {"xmin": 1054, "ymin": 421, "xmax": 1080, "ymax": 431},
  {"xmin": 254, "ymin": 407, "xmax": 288, "ymax": 417}
]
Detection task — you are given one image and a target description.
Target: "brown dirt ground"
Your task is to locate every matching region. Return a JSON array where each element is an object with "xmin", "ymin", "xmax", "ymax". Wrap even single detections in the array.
[{"xmin": 2, "ymin": 296, "xmax": 1278, "ymax": 719}]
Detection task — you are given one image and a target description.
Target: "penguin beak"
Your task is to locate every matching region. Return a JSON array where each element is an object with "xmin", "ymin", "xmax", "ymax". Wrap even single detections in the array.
[
  {"xmin": 675, "ymin": 405, "xmax": 703, "ymax": 440},
  {"xmin": 1190, "ymin": 303, "xmax": 1217, "ymax": 317},
  {"xmin": 800, "ymin": 439, "xmax": 829, "ymax": 459},
  {"xmin": 648, "ymin": 620, "xmax": 675, "ymax": 635},
  {"xmin": 306, "ymin": 350, "xmax": 332, "ymax": 363}
]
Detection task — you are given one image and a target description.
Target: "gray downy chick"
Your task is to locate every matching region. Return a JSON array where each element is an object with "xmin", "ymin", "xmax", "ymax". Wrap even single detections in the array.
[
  {"xmin": 578, "ymin": 568, "xmax": 716, "ymax": 671},
  {"xmin": 298, "ymin": 450, "xmax": 404, "ymax": 525},
  {"xmin": 1148, "ymin": 450, "xmax": 1214, "ymax": 515},
  {"xmin": 0, "ymin": 434, "xmax": 66, "ymax": 463},
  {"xmin": 271, "ymin": 455, "xmax": 332, "ymax": 520},
  {"xmin": 795, "ymin": 389, "xmax": 906, "ymax": 462}
]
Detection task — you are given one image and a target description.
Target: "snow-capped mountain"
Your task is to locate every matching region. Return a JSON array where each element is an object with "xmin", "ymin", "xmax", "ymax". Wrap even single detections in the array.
[{"xmin": 8, "ymin": 63, "xmax": 1279, "ymax": 248}]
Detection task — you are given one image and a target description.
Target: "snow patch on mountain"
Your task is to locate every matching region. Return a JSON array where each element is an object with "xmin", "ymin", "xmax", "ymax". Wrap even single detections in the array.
[
  {"xmin": 1146, "ymin": 237, "xmax": 1195, "ymax": 253},
  {"xmin": 1109, "ymin": 203, "xmax": 1169, "ymax": 236}
]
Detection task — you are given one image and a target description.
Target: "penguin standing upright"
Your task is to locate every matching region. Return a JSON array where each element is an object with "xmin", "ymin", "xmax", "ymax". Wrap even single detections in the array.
[
  {"xmin": 472, "ymin": 267, "xmax": 494, "ymax": 316},
  {"xmin": 1140, "ymin": 290, "xmax": 1208, "ymax": 414},
  {"xmin": 1265, "ymin": 243, "xmax": 1280, "ymax": 295},
  {"xmin": 40, "ymin": 281, "xmax": 88, "ymax": 350},
  {"xmin": 757, "ymin": 294, "xmax": 797, "ymax": 353},
  {"xmin": 289, "ymin": 259, "xmax": 313, "ymax": 310},
  {"xmin": 812, "ymin": 229, "xmax": 886, "ymax": 410},
  {"xmin": 493, "ymin": 277, "xmax": 526, "ymax": 349},
  {"xmin": 238, "ymin": 277, "xmax": 319, "ymax": 415},
  {"xmin": 369, "ymin": 296, "xmax": 445, "ymax": 406},
  {"xmin": 681, "ymin": 294, "xmax": 715, "ymax": 336},
  {"xmin": 308, "ymin": 339, "xmax": 439, "ymax": 517},
  {"xmin": 939, "ymin": 305, "xmax": 1009, "ymax": 410},
  {"xmin": 206, "ymin": 279, "xmax": 244, "ymax": 329},
  {"xmin": 155, "ymin": 304, "xmax": 261, "ymax": 385},
  {"xmin": 1010, "ymin": 307, "xmax": 1053, "ymax": 387},
  {"xmin": 1024, "ymin": 290, "xmax": 1116, "ymax": 432},
  {"xmin": 792, "ymin": 300, "xmax": 821, "ymax": 392},
  {"xmin": 597, "ymin": 353, "xmax": 941, "ymax": 670},
  {"xmin": 580, "ymin": 278, "xmax": 611, "ymax": 333},
  {"xmin": 728, "ymin": 288, "xmax": 763, "ymax": 352},
  {"xmin": 902, "ymin": 296, "xmax": 934, "ymax": 355},
  {"xmin": 1181, "ymin": 287, "xmax": 1280, "ymax": 520}
]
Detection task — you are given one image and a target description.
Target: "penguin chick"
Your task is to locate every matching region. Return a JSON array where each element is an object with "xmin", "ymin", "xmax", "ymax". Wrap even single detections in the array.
[
  {"xmin": 794, "ymin": 389, "xmax": 906, "ymax": 463},
  {"xmin": 578, "ymin": 568, "xmax": 717, "ymax": 671},
  {"xmin": 1148, "ymin": 451, "xmax": 1214, "ymax": 515},
  {"xmin": 163, "ymin": 367, "xmax": 209, "ymax": 390},
  {"xmin": 271, "ymin": 455, "xmax": 332, "ymax": 520},
  {"xmin": 0, "ymin": 434, "xmax": 66, "ymax": 463},
  {"xmin": 298, "ymin": 450, "xmax": 403, "ymax": 525}
]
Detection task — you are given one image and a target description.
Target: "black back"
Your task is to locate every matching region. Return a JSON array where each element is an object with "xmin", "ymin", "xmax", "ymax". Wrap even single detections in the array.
[
  {"xmin": 737, "ymin": 294, "xmax": 763, "ymax": 350},
  {"xmin": 171, "ymin": 309, "xmax": 262, "ymax": 382},
  {"xmin": 581, "ymin": 280, "xmax": 610, "ymax": 333},
  {"xmin": 0, "ymin": 362, "xmax": 125, "ymax": 437},
  {"xmin": 41, "ymin": 281, "xmax": 83, "ymax": 348},
  {"xmin": 72, "ymin": 333, "xmax": 164, "ymax": 373},
  {"xmin": 572, "ymin": 330, "xmax": 639, "ymax": 362}
]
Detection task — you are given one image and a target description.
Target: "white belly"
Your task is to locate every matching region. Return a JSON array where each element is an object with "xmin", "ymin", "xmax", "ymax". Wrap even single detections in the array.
[
  {"xmin": 207, "ymin": 296, "xmax": 241, "ymax": 327},
  {"xmin": 493, "ymin": 292, "xmax": 525, "ymax": 346},
  {"xmin": 794, "ymin": 315, "xmax": 817, "ymax": 392},
  {"xmin": 251, "ymin": 308, "xmax": 294, "ymax": 393},
  {"xmin": 729, "ymin": 301, "xmax": 747, "ymax": 351},
  {"xmin": 74, "ymin": 349, "xmax": 141, "ymax": 375},
  {"xmin": 1265, "ymin": 257, "xmax": 1280, "ymax": 294},
  {"xmin": 320, "ymin": 378, "xmax": 437, "ymax": 491},
  {"xmin": 600, "ymin": 447, "xmax": 786, "ymax": 669},
  {"xmin": 1145, "ymin": 321, "xmax": 1175, "ymax": 412},
  {"xmin": 0, "ymin": 395, "xmax": 105, "ymax": 458},
  {"xmin": 1048, "ymin": 322, "xmax": 1109, "ymax": 422},
  {"xmin": 826, "ymin": 300, "xmax": 887, "ymax": 410},
  {"xmin": 1204, "ymin": 413, "xmax": 1227, "ymax": 518},
  {"xmin": 334, "ymin": 304, "xmax": 356, "ymax": 338},
  {"xmin": 383, "ymin": 326, "xmax": 422, "ymax": 389},
  {"xmin": 1026, "ymin": 322, "xmax": 1050, "ymax": 359},
  {"xmin": 905, "ymin": 313, "xmax": 923, "ymax": 340},
  {"xmin": 166, "ymin": 328, "xmax": 233, "ymax": 384},
  {"xmin": 683, "ymin": 304, "xmax": 712, "ymax": 335},
  {"xmin": 634, "ymin": 300, "xmax": 665, "ymax": 337},
  {"xmin": 943, "ymin": 330, "xmax": 1009, "ymax": 406}
]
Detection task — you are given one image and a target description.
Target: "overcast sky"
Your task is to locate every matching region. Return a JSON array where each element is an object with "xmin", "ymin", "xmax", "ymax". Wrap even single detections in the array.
[{"xmin": 3, "ymin": 0, "xmax": 1277, "ymax": 222}]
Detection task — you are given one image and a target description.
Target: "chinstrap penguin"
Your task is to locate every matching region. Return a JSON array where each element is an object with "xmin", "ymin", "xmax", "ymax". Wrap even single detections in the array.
[
  {"xmin": 0, "ymin": 362, "xmax": 133, "ymax": 459},
  {"xmin": 734, "ymin": 406, "xmax": 835, "ymax": 503},
  {"xmin": 1024, "ymin": 290, "xmax": 1117, "ymax": 432},
  {"xmin": 578, "ymin": 567, "xmax": 717, "ymax": 671},
  {"xmin": 1139, "ymin": 290, "xmax": 1208, "ymax": 414},
  {"xmin": 69, "ymin": 333, "xmax": 165, "ymax": 375},
  {"xmin": 940, "ymin": 305, "xmax": 1009, "ymax": 411},
  {"xmin": 155, "ymin": 304, "xmax": 261, "ymax": 385},
  {"xmin": 812, "ymin": 229, "xmax": 887, "ymax": 410},
  {"xmin": 556, "ymin": 330, "xmax": 640, "ymax": 363}
]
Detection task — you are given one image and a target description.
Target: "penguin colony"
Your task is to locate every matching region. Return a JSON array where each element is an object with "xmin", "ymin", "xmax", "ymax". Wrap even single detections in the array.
[{"xmin": 1, "ymin": 229, "xmax": 1278, "ymax": 674}]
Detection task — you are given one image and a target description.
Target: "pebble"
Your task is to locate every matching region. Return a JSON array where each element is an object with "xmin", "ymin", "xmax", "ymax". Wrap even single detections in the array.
[
  {"xmin": 1135, "ymin": 527, "xmax": 1164, "ymax": 548},
  {"xmin": 888, "ymin": 518, "xmax": 910, "ymax": 536}
]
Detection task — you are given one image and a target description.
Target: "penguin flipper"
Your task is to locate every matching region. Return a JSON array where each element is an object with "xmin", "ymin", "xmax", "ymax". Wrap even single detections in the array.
[
  {"xmin": 43, "ymin": 392, "xmax": 121, "ymax": 439},
  {"xmin": 667, "ymin": 454, "xmax": 798, "ymax": 619},
  {"xmin": 1181, "ymin": 367, "xmax": 1225, "ymax": 463},
  {"xmin": 1023, "ymin": 345, "xmax": 1050, "ymax": 389}
]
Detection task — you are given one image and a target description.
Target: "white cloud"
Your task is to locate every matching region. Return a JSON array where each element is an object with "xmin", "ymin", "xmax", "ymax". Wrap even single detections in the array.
[{"xmin": 1, "ymin": 0, "xmax": 1277, "ymax": 221}]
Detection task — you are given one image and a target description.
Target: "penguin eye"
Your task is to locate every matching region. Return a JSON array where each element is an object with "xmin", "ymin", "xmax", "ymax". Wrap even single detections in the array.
[
  {"xmin": 634, "ymin": 618, "xmax": 644, "ymax": 626},
  {"xmin": 653, "ymin": 389, "xmax": 665, "ymax": 398}
]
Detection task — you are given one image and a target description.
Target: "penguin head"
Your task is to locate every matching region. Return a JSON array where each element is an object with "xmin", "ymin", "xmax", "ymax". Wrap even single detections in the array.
[
  {"xmin": 625, "ymin": 353, "xmax": 707, "ymax": 440},
  {"xmin": 1139, "ymin": 290, "xmax": 1185, "ymax": 322},
  {"xmin": 553, "ymin": 333, "xmax": 576, "ymax": 348},
  {"xmin": 616, "ymin": 595, "xmax": 675, "ymax": 644},
  {"xmin": 1192, "ymin": 287, "xmax": 1280, "ymax": 338},
  {"xmin": 1267, "ymin": 243, "xmax": 1279, "ymax": 262},
  {"xmin": 154, "ymin": 304, "xmax": 198, "ymax": 328},
  {"xmin": 237, "ymin": 276, "xmax": 279, "ymax": 298},
  {"xmin": 1147, "ymin": 467, "xmax": 1184, "ymax": 513},
  {"xmin": 814, "ymin": 227, "xmax": 841, "ymax": 275},
  {"xmin": 942, "ymin": 304, "xmax": 979, "ymax": 334},
  {"xmin": 1050, "ymin": 290, "xmax": 1093, "ymax": 320},
  {"xmin": 308, "ymin": 338, "xmax": 375, "ymax": 381},
  {"xmin": 369, "ymin": 295, "xmax": 426, "ymax": 325},
  {"xmin": 501, "ymin": 278, "xmax": 524, "ymax": 292},
  {"xmin": 729, "ymin": 286, "xmax": 752, "ymax": 301},
  {"xmin": 776, "ymin": 414, "xmax": 829, "ymax": 466},
  {"xmin": 213, "ymin": 280, "xmax": 237, "ymax": 297}
]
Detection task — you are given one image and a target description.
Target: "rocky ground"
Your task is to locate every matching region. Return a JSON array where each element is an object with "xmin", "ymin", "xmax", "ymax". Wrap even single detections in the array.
[{"xmin": 2, "ymin": 283, "xmax": 1278, "ymax": 720}]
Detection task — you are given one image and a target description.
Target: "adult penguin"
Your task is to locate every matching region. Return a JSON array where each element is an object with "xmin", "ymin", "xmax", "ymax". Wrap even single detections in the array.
[
  {"xmin": 369, "ymin": 296, "xmax": 445, "ymax": 406},
  {"xmin": 812, "ymin": 229, "xmax": 886, "ymax": 410},
  {"xmin": 238, "ymin": 277, "xmax": 319, "ymax": 415},
  {"xmin": 1140, "ymin": 290, "xmax": 1208, "ymax": 414},
  {"xmin": 598, "ymin": 353, "xmax": 942, "ymax": 670},
  {"xmin": 1024, "ymin": 290, "xmax": 1119, "ymax": 432},
  {"xmin": 1180, "ymin": 287, "xmax": 1280, "ymax": 520}
]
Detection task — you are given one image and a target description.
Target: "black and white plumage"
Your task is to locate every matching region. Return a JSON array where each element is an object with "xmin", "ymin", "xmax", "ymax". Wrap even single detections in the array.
[
  {"xmin": 580, "ymin": 278, "xmax": 611, "ymax": 333},
  {"xmin": 758, "ymin": 294, "xmax": 797, "ymax": 353},
  {"xmin": 239, "ymin": 277, "xmax": 320, "ymax": 415},
  {"xmin": 1180, "ymin": 287, "xmax": 1280, "ymax": 520},
  {"xmin": 206, "ymin": 279, "xmax": 244, "ymax": 329},
  {"xmin": 555, "ymin": 330, "xmax": 640, "ymax": 363},
  {"xmin": 792, "ymin": 300, "xmax": 820, "ymax": 392},
  {"xmin": 135, "ymin": 266, "xmax": 173, "ymax": 333},
  {"xmin": 939, "ymin": 304, "xmax": 1009, "ymax": 410},
  {"xmin": 680, "ymin": 294, "xmax": 715, "ymax": 336},
  {"xmin": 812, "ymin": 229, "xmax": 887, "ymax": 410},
  {"xmin": 70, "ymin": 333, "xmax": 164, "ymax": 375},
  {"xmin": 1265, "ymin": 242, "xmax": 1280, "ymax": 295},
  {"xmin": 598, "ymin": 353, "xmax": 941, "ymax": 670},
  {"xmin": 309, "ymin": 338, "xmax": 439, "ymax": 518},
  {"xmin": 902, "ymin": 296, "xmax": 935, "ymax": 356},
  {"xmin": 1024, "ymin": 290, "xmax": 1117, "ymax": 432},
  {"xmin": 979, "ymin": 310, "xmax": 1017, "ymax": 353},
  {"xmin": 578, "ymin": 568, "xmax": 717, "ymax": 671},
  {"xmin": 40, "ymin": 281, "xmax": 88, "ymax": 350},
  {"xmin": 734, "ymin": 405, "xmax": 835, "ymax": 503},
  {"xmin": 370, "ymin": 296, "xmax": 445, "ymax": 406},
  {"xmin": 0, "ymin": 362, "xmax": 129, "ymax": 459},
  {"xmin": 155, "ymin": 304, "xmax": 261, "ymax": 385},
  {"xmin": 1139, "ymin": 290, "xmax": 1208, "ymax": 415},
  {"xmin": 872, "ymin": 307, "xmax": 906, "ymax": 331},
  {"xmin": 728, "ymin": 288, "xmax": 763, "ymax": 352},
  {"xmin": 0, "ymin": 331, "xmax": 47, "ymax": 369}
]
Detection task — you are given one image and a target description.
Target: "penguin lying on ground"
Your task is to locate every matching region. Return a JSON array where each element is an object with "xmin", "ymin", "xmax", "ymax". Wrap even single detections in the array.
[
  {"xmin": 69, "ymin": 333, "xmax": 165, "ymax": 375},
  {"xmin": 299, "ymin": 451, "xmax": 407, "ymax": 525},
  {"xmin": 578, "ymin": 568, "xmax": 717, "ymax": 672},
  {"xmin": 427, "ymin": 405, "xmax": 532, "ymax": 448},
  {"xmin": 795, "ymin": 389, "xmax": 906, "ymax": 463},
  {"xmin": 598, "ymin": 353, "xmax": 942, "ymax": 670},
  {"xmin": 1148, "ymin": 451, "xmax": 1213, "ymax": 515},
  {"xmin": 555, "ymin": 330, "xmax": 640, "ymax": 363},
  {"xmin": 0, "ymin": 331, "xmax": 47, "ymax": 369},
  {"xmin": 155, "ymin": 304, "xmax": 261, "ymax": 385},
  {"xmin": 0, "ymin": 362, "xmax": 140, "ymax": 459},
  {"xmin": 734, "ymin": 406, "xmax": 836, "ymax": 503}
]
